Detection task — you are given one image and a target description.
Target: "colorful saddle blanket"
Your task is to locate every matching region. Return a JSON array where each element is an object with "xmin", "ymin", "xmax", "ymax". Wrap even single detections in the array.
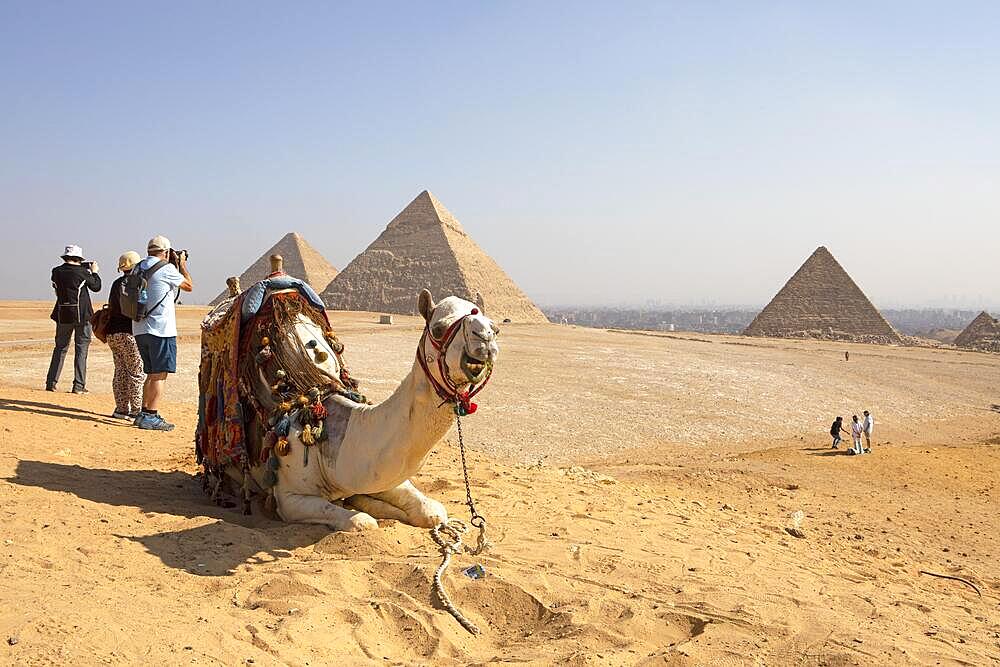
[{"xmin": 196, "ymin": 281, "xmax": 356, "ymax": 471}]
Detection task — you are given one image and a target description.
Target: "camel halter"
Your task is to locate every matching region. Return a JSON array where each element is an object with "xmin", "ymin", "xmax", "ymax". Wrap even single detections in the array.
[{"xmin": 416, "ymin": 308, "xmax": 493, "ymax": 416}]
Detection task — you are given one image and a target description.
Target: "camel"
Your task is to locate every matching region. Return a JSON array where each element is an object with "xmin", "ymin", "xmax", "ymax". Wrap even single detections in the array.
[{"xmin": 198, "ymin": 278, "xmax": 500, "ymax": 533}]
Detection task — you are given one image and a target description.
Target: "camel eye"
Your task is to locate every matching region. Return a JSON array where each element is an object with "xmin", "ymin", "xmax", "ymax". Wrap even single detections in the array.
[{"xmin": 431, "ymin": 321, "xmax": 448, "ymax": 339}]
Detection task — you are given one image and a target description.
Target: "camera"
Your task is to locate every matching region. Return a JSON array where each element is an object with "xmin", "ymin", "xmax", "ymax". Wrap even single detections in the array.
[{"xmin": 168, "ymin": 248, "xmax": 189, "ymax": 267}]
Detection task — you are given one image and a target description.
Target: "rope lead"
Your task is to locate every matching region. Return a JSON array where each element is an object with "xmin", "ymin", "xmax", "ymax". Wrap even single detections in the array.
[{"xmin": 430, "ymin": 520, "xmax": 480, "ymax": 634}]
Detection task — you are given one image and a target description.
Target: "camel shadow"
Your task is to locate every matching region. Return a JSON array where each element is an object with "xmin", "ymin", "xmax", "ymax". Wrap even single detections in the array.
[
  {"xmin": 0, "ymin": 397, "xmax": 112, "ymax": 424},
  {"xmin": 7, "ymin": 460, "xmax": 330, "ymax": 576}
]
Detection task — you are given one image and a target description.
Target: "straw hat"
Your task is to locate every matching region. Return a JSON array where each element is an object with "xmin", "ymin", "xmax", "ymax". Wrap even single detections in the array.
[{"xmin": 118, "ymin": 251, "xmax": 141, "ymax": 272}]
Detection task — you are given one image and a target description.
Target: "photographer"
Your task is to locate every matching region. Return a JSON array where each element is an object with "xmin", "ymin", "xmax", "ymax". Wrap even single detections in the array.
[
  {"xmin": 132, "ymin": 235, "xmax": 193, "ymax": 431},
  {"xmin": 46, "ymin": 244, "xmax": 101, "ymax": 393}
]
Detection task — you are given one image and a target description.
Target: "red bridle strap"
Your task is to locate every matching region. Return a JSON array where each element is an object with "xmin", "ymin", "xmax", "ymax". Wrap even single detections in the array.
[{"xmin": 415, "ymin": 312, "xmax": 492, "ymax": 414}]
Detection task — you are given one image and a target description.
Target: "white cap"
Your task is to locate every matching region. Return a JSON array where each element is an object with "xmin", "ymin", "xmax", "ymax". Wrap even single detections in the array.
[
  {"xmin": 61, "ymin": 244, "xmax": 84, "ymax": 260},
  {"xmin": 147, "ymin": 235, "xmax": 171, "ymax": 252}
]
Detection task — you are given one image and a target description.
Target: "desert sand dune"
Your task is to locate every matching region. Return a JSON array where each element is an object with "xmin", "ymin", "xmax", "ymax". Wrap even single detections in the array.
[{"xmin": 1, "ymin": 301, "xmax": 998, "ymax": 665}]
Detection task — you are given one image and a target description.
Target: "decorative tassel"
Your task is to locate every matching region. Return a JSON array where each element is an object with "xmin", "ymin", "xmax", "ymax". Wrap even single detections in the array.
[
  {"xmin": 314, "ymin": 349, "xmax": 329, "ymax": 363},
  {"xmin": 242, "ymin": 468, "xmax": 252, "ymax": 515},
  {"xmin": 311, "ymin": 402, "xmax": 328, "ymax": 421},
  {"xmin": 275, "ymin": 437, "xmax": 291, "ymax": 457},
  {"xmin": 301, "ymin": 424, "xmax": 315, "ymax": 446},
  {"xmin": 312, "ymin": 420, "xmax": 325, "ymax": 442},
  {"xmin": 274, "ymin": 414, "xmax": 291, "ymax": 437}
]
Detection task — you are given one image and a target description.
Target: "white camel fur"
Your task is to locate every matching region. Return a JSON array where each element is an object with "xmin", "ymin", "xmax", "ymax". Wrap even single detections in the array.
[{"xmin": 252, "ymin": 289, "xmax": 500, "ymax": 532}]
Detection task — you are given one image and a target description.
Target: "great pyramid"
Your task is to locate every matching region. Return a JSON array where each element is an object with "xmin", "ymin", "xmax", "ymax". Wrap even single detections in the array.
[
  {"xmin": 743, "ymin": 246, "xmax": 903, "ymax": 344},
  {"xmin": 320, "ymin": 191, "xmax": 547, "ymax": 322},
  {"xmin": 210, "ymin": 232, "xmax": 338, "ymax": 305},
  {"xmin": 954, "ymin": 311, "xmax": 1000, "ymax": 352}
]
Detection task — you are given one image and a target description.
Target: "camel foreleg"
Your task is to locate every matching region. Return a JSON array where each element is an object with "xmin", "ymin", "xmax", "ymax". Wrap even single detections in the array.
[
  {"xmin": 348, "ymin": 481, "xmax": 448, "ymax": 528},
  {"xmin": 274, "ymin": 491, "xmax": 377, "ymax": 532}
]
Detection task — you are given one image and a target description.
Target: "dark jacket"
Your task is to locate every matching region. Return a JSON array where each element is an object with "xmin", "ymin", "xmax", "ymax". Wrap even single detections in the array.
[
  {"xmin": 106, "ymin": 275, "xmax": 133, "ymax": 335},
  {"xmin": 50, "ymin": 263, "xmax": 101, "ymax": 324}
]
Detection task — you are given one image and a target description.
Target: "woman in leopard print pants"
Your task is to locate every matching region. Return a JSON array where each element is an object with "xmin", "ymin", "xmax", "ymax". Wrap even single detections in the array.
[
  {"xmin": 106, "ymin": 252, "xmax": 146, "ymax": 418},
  {"xmin": 107, "ymin": 332, "xmax": 144, "ymax": 415}
]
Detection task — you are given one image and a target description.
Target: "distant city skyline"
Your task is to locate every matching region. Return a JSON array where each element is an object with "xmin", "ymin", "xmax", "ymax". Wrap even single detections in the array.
[{"xmin": 2, "ymin": 3, "xmax": 998, "ymax": 310}]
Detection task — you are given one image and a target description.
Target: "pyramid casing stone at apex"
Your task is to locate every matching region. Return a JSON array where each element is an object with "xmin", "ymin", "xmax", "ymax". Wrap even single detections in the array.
[
  {"xmin": 210, "ymin": 232, "xmax": 339, "ymax": 306},
  {"xmin": 743, "ymin": 246, "xmax": 903, "ymax": 345},
  {"xmin": 320, "ymin": 190, "xmax": 548, "ymax": 323}
]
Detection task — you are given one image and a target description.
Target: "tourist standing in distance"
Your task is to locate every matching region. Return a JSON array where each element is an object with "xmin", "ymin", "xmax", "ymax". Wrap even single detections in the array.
[
  {"xmin": 850, "ymin": 415, "xmax": 864, "ymax": 455},
  {"xmin": 132, "ymin": 236, "xmax": 193, "ymax": 431},
  {"xmin": 830, "ymin": 416, "xmax": 848, "ymax": 449},
  {"xmin": 106, "ymin": 251, "xmax": 146, "ymax": 420},
  {"xmin": 46, "ymin": 244, "xmax": 101, "ymax": 393},
  {"xmin": 862, "ymin": 410, "xmax": 875, "ymax": 453}
]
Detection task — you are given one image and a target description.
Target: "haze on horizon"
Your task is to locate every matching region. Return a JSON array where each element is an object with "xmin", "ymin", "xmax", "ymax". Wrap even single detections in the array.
[{"xmin": 1, "ymin": 2, "xmax": 998, "ymax": 311}]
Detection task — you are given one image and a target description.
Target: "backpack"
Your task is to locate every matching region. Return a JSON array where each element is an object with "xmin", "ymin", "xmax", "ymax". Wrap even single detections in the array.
[
  {"xmin": 90, "ymin": 304, "xmax": 112, "ymax": 343},
  {"xmin": 120, "ymin": 260, "xmax": 169, "ymax": 321}
]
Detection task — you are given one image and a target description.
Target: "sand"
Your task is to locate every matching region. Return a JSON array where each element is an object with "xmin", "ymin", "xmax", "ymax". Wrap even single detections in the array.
[{"xmin": 1, "ymin": 301, "xmax": 999, "ymax": 665}]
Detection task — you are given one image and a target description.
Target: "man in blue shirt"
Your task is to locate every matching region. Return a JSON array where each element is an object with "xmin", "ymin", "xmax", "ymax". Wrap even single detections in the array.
[{"xmin": 132, "ymin": 235, "xmax": 193, "ymax": 431}]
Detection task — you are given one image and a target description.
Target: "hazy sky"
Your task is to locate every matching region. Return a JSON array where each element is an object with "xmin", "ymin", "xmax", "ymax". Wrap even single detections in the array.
[{"xmin": 2, "ymin": 2, "xmax": 998, "ymax": 309}]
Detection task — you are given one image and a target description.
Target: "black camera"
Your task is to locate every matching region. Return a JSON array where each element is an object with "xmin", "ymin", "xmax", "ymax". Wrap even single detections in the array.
[{"xmin": 168, "ymin": 249, "xmax": 189, "ymax": 267}]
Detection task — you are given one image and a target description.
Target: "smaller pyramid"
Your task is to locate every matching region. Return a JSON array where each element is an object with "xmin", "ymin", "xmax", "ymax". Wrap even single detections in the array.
[
  {"xmin": 210, "ymin": 232, "xmax": 338, "ymax": 305},
  {"xmin": 744, "ymin": 246, "xmax": 902, "ymax": 344},
  {"xmin": 320, "ymin": 191, "xmax": 547, "ymax": 322},
  {"xmin": 954, "ymin": 311, "xmax": 1000, "ymax": 352}
]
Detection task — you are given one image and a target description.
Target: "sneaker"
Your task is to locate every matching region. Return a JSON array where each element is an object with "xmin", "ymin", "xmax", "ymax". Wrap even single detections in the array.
[
  {"xmin": 138, "ymin": 413, "xmax": 175, "ymax": 431},
  {"xmin": 133, "ymin": 413, "xmax": 145, "ymax": 426},
  {"xmin": 71, "ymin": 387, "xmax": 89, "ymax": 395},
  {"xmin": 864, "ymin": 448, "xmax": 871, "ymax": 454},
  {"xmin": 111, "ymin": 411, "xmax": 132, "ymax": 420},
  {"xmin": 45, "ymin": 385, "xmax": 57, "ymax": 392}
]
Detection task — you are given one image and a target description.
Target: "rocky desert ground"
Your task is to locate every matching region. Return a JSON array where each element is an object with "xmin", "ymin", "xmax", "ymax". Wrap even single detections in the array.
[{"xmin": 1, "ymin": 301, "xmax": 999, "ymax": 666}]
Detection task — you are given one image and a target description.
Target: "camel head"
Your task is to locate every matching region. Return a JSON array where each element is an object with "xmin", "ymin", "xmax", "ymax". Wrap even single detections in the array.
[{"xmin": 417, "ymin": 288, "xmax": 500, "ymax": 392}]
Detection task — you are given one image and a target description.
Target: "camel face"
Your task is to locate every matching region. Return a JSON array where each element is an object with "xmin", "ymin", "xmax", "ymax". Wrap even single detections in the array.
[{"xmin": 419, "ymin": 292, "xmax": 500, "ymax": 388}]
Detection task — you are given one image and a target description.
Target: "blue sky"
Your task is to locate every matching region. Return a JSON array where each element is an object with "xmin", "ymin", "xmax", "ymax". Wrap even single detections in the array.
[{"xmin": 2, "ymin": 2, "xmax": 998, "ymax": 307}]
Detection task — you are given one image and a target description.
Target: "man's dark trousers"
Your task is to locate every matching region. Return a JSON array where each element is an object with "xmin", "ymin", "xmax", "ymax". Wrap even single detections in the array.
[{"xmin": 46, "ymin": 323, "xmax": 92, "ymax": 391}]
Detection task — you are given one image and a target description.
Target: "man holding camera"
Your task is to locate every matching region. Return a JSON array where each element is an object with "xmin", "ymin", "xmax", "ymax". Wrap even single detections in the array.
[
  {"xmin": 132, "ymin": 235, "xmax": 193, "ymax": 431},
  {"xmin": 46, "ymin": 244, "xmax": 102, "ymax": 393}
]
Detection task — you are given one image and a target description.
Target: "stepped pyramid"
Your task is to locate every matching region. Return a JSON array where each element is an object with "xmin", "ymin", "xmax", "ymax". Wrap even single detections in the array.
[
  {"xmin": 743, "ymin": 246, "xmax": 902, "ymax": 344},
  {"xmin": 954, "ymin": 311, "xmax": 1000, "ymax": 351},
  {"xmin": 320, "ymin": 191, "xmax": 547, "ymax": 322},
  {"xmin": 210, "ymin": 232, "xmax": 338, "ymax": 305}
]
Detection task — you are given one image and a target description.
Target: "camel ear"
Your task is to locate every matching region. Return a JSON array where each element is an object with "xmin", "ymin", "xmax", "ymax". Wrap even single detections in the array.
[
  {"xmin": 474, "ymin": 292, "xmax": 486, "ymax": 314},
  {"xmin": 418, "ymin": 289, "xmax": 435, "ymax": 322}
]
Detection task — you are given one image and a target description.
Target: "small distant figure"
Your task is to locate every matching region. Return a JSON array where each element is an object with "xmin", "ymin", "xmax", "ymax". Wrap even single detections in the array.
[
  {"xmin": 830, "ymin": 416, "xmax": 848, "ymax": 449},
  {"xmin": 46, "ymin": 244, "xmax": 101, "ymax": 393},
  {"xmin": 845, "ymin": 351, "xmax": 850, "ymax": 362},
  {"xmin": 862, "ymin": 410, "xmax": 875, "ymax": 453},
  {"xmin": 850, "ymin": 415, "xmax": 864, "ymax": 455}
]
